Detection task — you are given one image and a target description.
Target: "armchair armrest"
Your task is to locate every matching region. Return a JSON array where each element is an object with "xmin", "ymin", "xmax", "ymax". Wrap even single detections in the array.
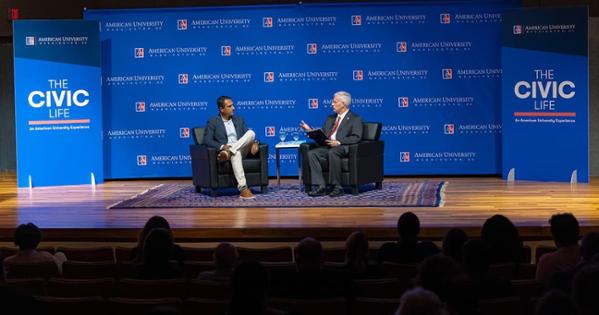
[
  {"xmin": 190, "ymin": 144, "xmax": 217, "ymax": 160},
  {"xmin": 258, "ymin": 144, "xmax": 269, "ymax": 183},
  {"xmin": 190, "ymin": 144, "xmax": 219, "ymax": 187},
  {"xmin": 258, "ymin": 143, "xmax": 269, "ymax": 158},
  {"xmin": 347, "ymin": 140, "xmax": 385, "ymax": 185},
  {"xmin": 299, "ymin": 142, "xmax": 319, "ymax": 155},
  {"xmin": 348, "ymin": 141, "xmax": 384, "ymax": 159}
]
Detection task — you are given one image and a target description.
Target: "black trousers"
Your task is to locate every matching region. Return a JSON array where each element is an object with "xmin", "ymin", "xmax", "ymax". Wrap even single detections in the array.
[{"xmin": 307, "ymin": 145, "xmax": 349, "ymax": 188}]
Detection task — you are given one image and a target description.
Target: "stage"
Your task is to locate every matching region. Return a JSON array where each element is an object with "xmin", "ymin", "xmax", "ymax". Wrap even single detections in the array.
[{"xmin": 0, "ymin": 172, "xmax": 598, "ymax": 243}]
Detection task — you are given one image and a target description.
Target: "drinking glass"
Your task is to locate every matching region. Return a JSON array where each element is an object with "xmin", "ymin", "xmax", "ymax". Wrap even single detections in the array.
[
  {"xmin": 292, "ymin": 131, "xmax": 300, "ymax": 141},
  {"xmin": 279, "ymin": 130, "xmax": 287, "ymax": 142}
]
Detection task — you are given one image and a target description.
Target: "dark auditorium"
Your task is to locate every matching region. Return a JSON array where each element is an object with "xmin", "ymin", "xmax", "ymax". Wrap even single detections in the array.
[{"xmin": 0, "ymin": 0, "xmax": 598, "ymax": 314}]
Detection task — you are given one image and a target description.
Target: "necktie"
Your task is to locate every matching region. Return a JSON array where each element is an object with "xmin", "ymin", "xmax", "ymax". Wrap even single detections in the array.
[{"xmin": 328, "ymin": 116, "xmax": 341, "ymax": 139}]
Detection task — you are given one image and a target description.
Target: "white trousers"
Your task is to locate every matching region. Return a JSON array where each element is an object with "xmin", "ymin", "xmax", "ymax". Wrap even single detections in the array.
[{"xmin": 228, "ymin": 130, "xmax": 256, "ymax": 190}]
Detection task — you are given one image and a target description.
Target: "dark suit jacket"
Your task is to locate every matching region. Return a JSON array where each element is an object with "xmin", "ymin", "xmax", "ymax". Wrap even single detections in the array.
[
  {"xmin": 203, "ymin": 115, "xmax": 249, "ymax": 150},
  {"xmin": 321, "ymin": 110, "xmax": 363, "ymax": 145}
]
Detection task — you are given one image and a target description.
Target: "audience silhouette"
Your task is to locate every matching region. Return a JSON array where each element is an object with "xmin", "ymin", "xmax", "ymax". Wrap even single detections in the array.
[
  {"xmin": 378, "ymin": 211, "xmax": 440, "ymax": 264},
  {"xmin": 342, "ymin": 231, "xmax": 384, "ymax": 279},
  {"xmin": 3, "ymin": 212, "xmax": 599, "ymax": 315},
  {"xmin": 442, "ymin": 228, "xmax": 468, "ymax": 263},
  {"xmin": 133, "ymin": 228, "xmax": 183, "ymax": 279},
  {"xmin": 131, "ymin": 215, "xmax": 184, "ymax": 264},
  {"xmin": 537, "ymin": 213, "xmax": 580, "ymax": 283},
  {"xmin": 395, "ymin": 287, "xmax": 449, "ymax": 315},
  {"xmin": 3, "ymin": 222, "xmax": 67, "ymax": 276},
  {"xmin": 198, "ymin": 242, "xmax": 239, "ymax": 281},
  {"xmin": 481, "ymin": 214, "xmax": 525, "ymax": 264}
]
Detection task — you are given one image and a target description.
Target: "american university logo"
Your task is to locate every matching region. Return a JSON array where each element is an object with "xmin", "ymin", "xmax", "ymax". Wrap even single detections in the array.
[
  {"xmin": 307, "ymin": 43, "xmax": 317, "ymax": 55},
  {"xmin": 177, "ymin": 19, "xmax": 187, "ymax": 30},
  {"xmin": 513, "ymin": 25, "xmax": 522, "ymax": 34},
  {"xmin": 137, "ymin": 155, "xmax": 147, "ymax": 166},
  {"xmin": 135, "ymin": 101, "xmax": 146, "ymax": 112},
  {"xmin": 353, "ymin": 70, "xmax": 364, "ymax": 81},
  {"xmin": 440, "ymin": 13, "xmax": 451, "ymax": 24},
  {"xmin": 178, "ymin": 73, "xmax": 188, "ymax": 84},
  {"xmin": 444, "ymin": 124, "xmax": 455, "ymax": 135},
  {"xmin": 265, "ymin": 126, "xmax": 275, "ymax": 137},
  {"xmin": 400, "ymin": 152, "xmax": 410, "ymax": 163},
  {"xmin": 352, "ymin": 15, "xmax": 362, "ymax": 26},
  {"xmin": 264, "ymin": 72, "xmax": 275, "ymax": 83},
  {"xmin": 263, "ymin": 17, "xmax": 273, "ymax": 28},
  {"xmin": 308, "ymin": 98, "xmax": 319, "ymax": 109},
  {"xmin": 221, "ymin": 45, "xmax": 231, "ymax": 56},
  {"xmin": 442, "ymin": 68, "xmax": 453, "ymax": 80},
  {"xmin": 179, "ymin": 127, "xmax": 190, "ymax": 138},
  {"xmin": 396, "ymin": 41, "xmax": 408, "ymax": 53},
  {"xmin": 27, "ymin": 35, "xmax": 89, "ymax": 46},
  {"xmin": 398, "ymin": 97, "xmax": 409, "ymax": 108},
  {"xmin": 134, "ymin": 48, "xmax": 144, "ymax": 58}
]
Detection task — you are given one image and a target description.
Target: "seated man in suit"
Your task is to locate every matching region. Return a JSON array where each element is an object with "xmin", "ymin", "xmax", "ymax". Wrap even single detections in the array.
[
  {"xmin": 203, "ymin": 96, "xmax": 259, "ymax": 199},
  {"xmin": 300, "ymin": 91, "xmax": 363, "ymax": 197}
]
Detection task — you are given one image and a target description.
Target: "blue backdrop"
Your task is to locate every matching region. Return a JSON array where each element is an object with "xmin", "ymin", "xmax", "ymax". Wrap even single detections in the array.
[
  {"xmin": 85, "ymin": 1, "xmax": 518, "ymax": 179},
  {"xmin": 501, "ymin": 7, "xmax": 589, "ymax": 183},
  {"xmin": 13, "ymin": 20, "xmax": 103, "ymax": 187}
]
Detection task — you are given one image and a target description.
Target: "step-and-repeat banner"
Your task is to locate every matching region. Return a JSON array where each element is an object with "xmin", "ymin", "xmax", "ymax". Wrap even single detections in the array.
[
  {"xmin": 13, "ymin": 20, "xmax": 103, "ymax": 187},
  {"xmin": 85, "ymin": 1, "xmax": 517, "ymax": 179},
  {"xmin": 502, "ymin": 7, "xmax": 588, "ymax": 183}
]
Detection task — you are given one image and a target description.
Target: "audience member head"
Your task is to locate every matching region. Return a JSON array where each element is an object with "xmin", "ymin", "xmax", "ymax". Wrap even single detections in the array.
[
  {"xmin": 580, "ymin": 232, "xmax": 599, "ymax": 262},
  {"xmin": 535, "ymin": 290, "xmax": 578, "ymax": 315},
  {"xmin": 142, "ymin": 228, "xmax": 174, "ymax": 266},
  {"xmin": 572, "ymin": 265, "xmax": 599, "ymax": 315},
  {"xmin": 295, "ymin": 237, "xmax": 323, "ymax": 271},
  {"xmin": 229, "ymin": 261, "xmax": 269, "ymax": 315},
  {"xmin": 14, "ymin": 222, "xmax": 42, "ymax": 251},
  {"xmin": 396, "ymin": 287, "xmax": 448, "ymax": 315},
  {"xmin": 442, "ymin": 228, "xmax": 468, "ymax": 263},
  {"xmin": 416, "ymin": 255, "xmax": 459, "ymax": 302},
  {"xmin": 481, "ymin": 214, "xmax": 524, "ymax": 263},
  {"xmin": 137, "ymin": 216, "xmax": 172, "ymax": 250},
  {"xmin": 345, "ymin": 231, "xmax": 369, "ymax": 271},
  {"xmin": 214, "ymin": 242, "xmax": 238, "ymax": 270},
  {"xmin": 549, "ymin": 213, "xmax": 579, "ymax": 248},
  {"xmin": 397, "ymin": 212, "xmax": 420, "ymax": 244},
  {"xmin": 461, "ymin": 239, "xmax": 491, "ymax": 279}
]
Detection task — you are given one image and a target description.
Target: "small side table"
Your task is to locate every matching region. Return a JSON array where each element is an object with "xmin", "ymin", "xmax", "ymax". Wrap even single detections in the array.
[{"xmin": 275, "ymin": 140, "xmax": 306, "ymax": 190}]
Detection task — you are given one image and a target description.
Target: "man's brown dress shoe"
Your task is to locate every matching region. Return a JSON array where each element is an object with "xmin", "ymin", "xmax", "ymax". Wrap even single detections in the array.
[
  {"xmin": 239, "ymin": 187, "xmax": 256, "ymax": 199},
  {"xmin": 217, "ymin": 150, "xmax": 231, "ymax": 162}
]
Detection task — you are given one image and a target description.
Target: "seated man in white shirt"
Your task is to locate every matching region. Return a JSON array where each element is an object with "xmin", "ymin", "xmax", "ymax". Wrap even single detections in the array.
[{"xmin": 203, "ymin": 96, "xmax": 260, "ymax": 199}]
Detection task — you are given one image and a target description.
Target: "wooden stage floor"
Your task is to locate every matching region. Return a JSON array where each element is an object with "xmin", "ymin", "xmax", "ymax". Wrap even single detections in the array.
[{"xmin": 0, "ymin": 172, "xmax": 598, "ymax": 242}]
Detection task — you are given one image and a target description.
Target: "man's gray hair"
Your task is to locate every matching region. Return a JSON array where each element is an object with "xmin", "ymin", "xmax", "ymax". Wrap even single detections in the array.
[{"xmin": 334, "ymin": 91, "xmax": 352, "ymax": 107}]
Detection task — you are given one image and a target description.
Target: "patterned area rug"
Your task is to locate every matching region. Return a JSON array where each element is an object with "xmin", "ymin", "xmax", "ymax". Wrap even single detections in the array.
[{"xmin": 109, "ymin": 180, "xmax": 447, "ymax": 209}]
